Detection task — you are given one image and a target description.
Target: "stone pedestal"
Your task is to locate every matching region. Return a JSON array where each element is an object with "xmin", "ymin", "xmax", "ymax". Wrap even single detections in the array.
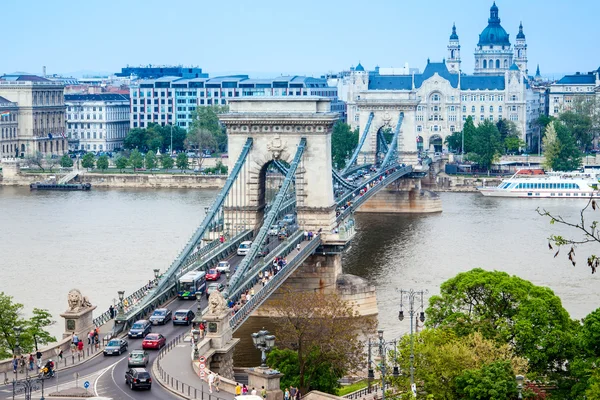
[
  {"xmin": 245, "ymin": 367, "xmax": 283, "ymax": 400},
  {"xmin": 60, "ymin": 305, "xmax": 96, "ymax": 339},
  {"xmin": 1, "ymin": 158, "xmax": 21, "ymax": 182},
  {"xmin": 200, "ymin": 307, "xmax": 239, "ymax": 379}
]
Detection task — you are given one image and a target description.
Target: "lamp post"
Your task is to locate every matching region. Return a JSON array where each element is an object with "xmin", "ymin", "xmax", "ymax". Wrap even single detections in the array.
[
  {"xmin": 398, "ymin": 289, "xmax": 427, "ymax": 398},
  {"xmin": 204, "ymin": 206, "xmax": 209, "ymax": 216},
  {"xmin": 516, "ymin": 374, "xmax": 524, "ymax": 399},
  {"xmin": 13, "ymin": 326, "xmax": 22, "ymax": 356},
  {"xmin": 367, "ymin": 330, "xmax": 399, "ymax": 400},
  {"xmin": 251, "ymin": 328, "xmax": 275, "ymax": 368},
  {"xmin": 153, "ymin": 268, "xmax": 160, "ymax": 285},
  {"xmin": 170, "ymin": 124, "xmax": 173, "ymax": 156},
  {"xmin": 11, "ymin": 375, "xmax": 46, "ymax": 400},
  {"xmin": 117, "ymin": 290, "xmax": 125, "ymax": 318}
]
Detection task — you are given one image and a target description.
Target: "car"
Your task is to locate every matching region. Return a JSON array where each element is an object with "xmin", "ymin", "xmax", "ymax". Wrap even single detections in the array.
[
  {"xmin": 206, "ymin": 268, "xmax": 221, "ymax": 281},
  {"xmin": 282, "ymin": 214, "xmax": 296, "ymax": 225},
  {"xmin": 206, "ymin": 282, "xmax": 225, "ymax": 297},
  {"xmin": 268, "ymin": 224, "xmax": 279, "ymax": 236},
  {"xmin": 149, "ymin": 308, "xmax": 172, "ymax": 325},
  {"xmin": 127, "ymin": 350, "xmax": 149, "ymax": 367},
  {"xmin": 128, "ymin": 320, "xmax": 152, "ymax": 338},
  {"xmin": 237, "ymin": 241, "xmax": 252, "ymax": 256},
  {"xmin": 258, "ymin": 246, "xmax": 270, "ymax": 258},
  {"xmin": 216, "ymin": 261, "xmax": 230, "ymax": 273},
  {"xmin": 125, "ymin": 368, "xmax": 152, "ymax": 390},
  {"xmin": 173, "ymin": 309, "xmax": 195, "ymax": 326},
  {"xmin": 103, "ymin": 338, "xmax": 128, "ymax": 356},
  {"xmin": 277, "ymin": 229, "xmax": 288, "ymax": 240},
  {"xmin": 142, "ymin": 333, "xmax": 166, "ymax": 350}
]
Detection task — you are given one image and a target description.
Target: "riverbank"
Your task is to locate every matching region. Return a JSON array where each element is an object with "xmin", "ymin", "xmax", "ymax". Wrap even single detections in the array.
[{"xmin": 424, "ymin": 173, "xmax": 502, "ymax": 193}]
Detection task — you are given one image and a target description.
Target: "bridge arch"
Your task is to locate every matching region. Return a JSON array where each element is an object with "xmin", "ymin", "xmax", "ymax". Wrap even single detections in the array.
[{"xmin": 428, "ymin": 134, "xmax": 443, "ymax": 152}]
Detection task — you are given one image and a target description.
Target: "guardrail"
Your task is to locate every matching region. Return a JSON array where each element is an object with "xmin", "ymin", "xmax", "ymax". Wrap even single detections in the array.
[
  {"xmin": 343, "ymin": 383, "xmax": 381, "ymax": 399},
  {"xmin": 229, "ymin": 234, "xmax": 322, "ymax": 331},
  {"xmin": 155, "ymin": 334, "xmax": 230, "ymax": 400}
]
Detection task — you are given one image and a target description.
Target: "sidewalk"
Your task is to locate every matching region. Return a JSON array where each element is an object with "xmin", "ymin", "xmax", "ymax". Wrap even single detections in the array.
[{"xmin": 156, "ymin": 338, "xmax": 234, "ymax": 400}]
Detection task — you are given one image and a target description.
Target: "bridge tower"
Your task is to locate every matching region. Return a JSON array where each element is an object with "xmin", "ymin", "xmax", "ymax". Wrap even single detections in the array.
[{"xmin": 220, "ymin": 98, "xmax": 339, "ymax": 235}]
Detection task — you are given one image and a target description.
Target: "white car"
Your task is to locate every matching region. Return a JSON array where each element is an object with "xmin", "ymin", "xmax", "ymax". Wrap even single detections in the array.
[
  {"xmin": 268, "ymin": 224, "xmax": 279, "ymax": 236},
  {"xmin": 237, "ymin": 241, "xmax": 252, "ymax": 256},
  {"xmin": 216, "ymin": 261, "xmax": 230, "ymax": 273}
]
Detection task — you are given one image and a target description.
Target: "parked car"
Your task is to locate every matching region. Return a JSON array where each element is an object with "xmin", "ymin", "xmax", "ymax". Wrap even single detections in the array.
[
  {"xmin": 142, "ymin": 333, "xmax": 166, "ymax": 350},
  {"xmin": 237, "ymin": 241, "xmax": 252, "ymax": 256},
  {"xmin": 216, "ymin": 261, "xmax": 230, "ymax": 273},
  {"xmin": 128, "ymin": 320, "xmax": 152, "ymax": 338},
  {"xmin": 206, "ymin": 282, "xmax": 225, "ymax": 297},
  {"xmin": 127, "ymin": 350, "xmax": 149, "ymax": 367},
  {"xmin": 206, "ymin": 268, "xmax": 221, "ymax": 281},
  {"xmin": 268, "ymin": 225, "xmax": 279, "ymax": 236},
  {"xmin": 173, "ymin": 309, "xmax": 195, "ymax": 326},
  {"xmin": 125, "ymin": 368, "xmax": 152, "ymax": 390},
  {"xmin": 149, "ymin": 308, "xmax": 172, "ymax": 325},
  {"xmin": 103, "ymin": 338, "xmax": 128, "ymax": 356}
]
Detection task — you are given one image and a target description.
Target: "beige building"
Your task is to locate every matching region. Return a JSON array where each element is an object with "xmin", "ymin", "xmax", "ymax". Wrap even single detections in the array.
[
  {"xmin": 0, "ymin": 96, "xmax": 19, "ymax": 157},
  {"xmin": 548, "ymin": 68, "xmax": 600, "ymax": 117},
  {"xmin": 0, "ymin": 75, "xmax": 68, "ymax": 156}
]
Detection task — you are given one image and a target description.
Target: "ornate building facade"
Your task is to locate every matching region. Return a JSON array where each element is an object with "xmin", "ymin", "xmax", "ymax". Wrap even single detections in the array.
[{"xmin": 337, "ymin": 2, "xmax": 540, "ymax": 152}]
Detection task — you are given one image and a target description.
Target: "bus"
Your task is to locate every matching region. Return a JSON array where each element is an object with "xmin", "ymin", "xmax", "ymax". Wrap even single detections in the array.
[{"xmin": 177, "ymin": 271, "xmax": 206, "ymax": 299}]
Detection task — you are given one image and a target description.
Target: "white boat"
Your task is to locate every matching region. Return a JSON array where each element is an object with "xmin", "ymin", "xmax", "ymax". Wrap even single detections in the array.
[{"xmin": 477, "ymin": 170, "xmax": 600, "ymax": 198}]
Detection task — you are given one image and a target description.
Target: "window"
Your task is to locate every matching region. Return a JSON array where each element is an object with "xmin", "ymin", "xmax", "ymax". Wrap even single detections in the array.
[
  {"xmin": 489, "ymin": 106, "xmax": 494, "ymax": 113},
  {"xmin": 490, "ymin": 95, "xmax": 495, "ymax": 101},
  {"xmin": 417, "ymin": 125, "xmax": 422, "ymax": 132},
  {"xmin": 433, "ymin": 125, "xmax": 439, "ymax": 132},
  {"xmin": 480, "ymin": 115, "xmax": 485, "ymax": 121},
  {"xmin": 489, "ymin": 115, "xmax": 494, "ymax": 121},
  {"xmin": 450, "ymin": 125, "xmax": 455, "ymax": 132},
  {"xmin": 471, "ymin": 106, "xmax": 475, "ymax": 113},
  {"xmin": 449, "ymin": 106, "xmax": 455, "ymax": 112},
  {"xmin": 462, "ymin": 106, "xmax": 466, "ymax": 113},
  {"xmin": 480, "ymin": 106, "xmax": 485, "ymax": 113},
  {"xmin": 480, "ymin": 95, "xmax": 485, "ymax": 101},
  {"xmin": 498, "ymin": 106, "xmax": 503, "ymax": 113},
  {"xmin": 462, "ymin": 115, "xmax": 467, "ymax": 121},
  {"xmin": 461, "ymin": 95, "xmax": 467, "ymax": 101}
]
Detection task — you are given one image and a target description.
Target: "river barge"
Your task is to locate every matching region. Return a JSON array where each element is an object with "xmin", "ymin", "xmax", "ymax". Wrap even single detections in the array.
[{"xmin": 30, "ymin": 182, "xmax": 92, "ymax": 191}]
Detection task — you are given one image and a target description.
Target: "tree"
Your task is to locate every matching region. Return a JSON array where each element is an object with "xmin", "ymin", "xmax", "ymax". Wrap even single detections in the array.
[
  {"xmin": 123, "ymin": 128, "xmax": 148, "ymax": 151},
  {"xmin": 269, "ymin": 289, "xmax": 375, "ymax": 394},
  {"xmin": 96, "ymin": 155, "xmax": 109, "ymax": 171},
  {"xmin": 115, "ymin": 156, "xmax": 129, "ymax": 172},
  {"xmin": 497, "ymin": 118, "xmax": 523, "ymax": 154},
  {"xmin": 543, "ymin": 121, "xmax": 582, "ymax": 171},
  {"xmin": 392, "ymin": 329, "xmax": 527, "ymax": 400},
  {"xmin": 0, "ymin": 292, "xmax": 25, "ymax": 359},
  {"xmin": 470, "ymin": 120, "xmax": 503, "ymax": 170},
  {"xmin": 176, "ymin": 153, "xmax": 189, "ymax": 171},
  {"xmin": 425, "ymin": 268, "xmax": 577, "ymax": 374},
  {"xmin": 504, "ymin": 136, "xmax": 526, "ymax": 154},
  {"xmin": 444, "ymin": 131, "xmax": 463, "ymax": 153},
  {"xmin": 186, "ymin": 129, "xmax": 217, "ymax": 170},
  {"xmin": 145, "ymin": 151, "xmax": 157, "ymax": 170},
  {"xmin": 331, "ymin": 122, "xmax": 359, "ymax": 169},
  {"xmin": 44, "ymin": 155, "xmax": 60, "ymax": 172},
  {"xmin": 190, "ymin": 106, "xmax": 229, "ymax": 153},
  {"xmin": 59, "ymin": 154, "xmax": 73, "ymax": 168},
  {"xmin": 446, "ymin": 116, "xmax": 477, "ymax": 155},
  {"xmin": 81, "ymin": 153, "xmax": 95, "ymax": 170},
  {"xmin": 22, "ymin": 308, "xmax": 56, "ymax": 351},
  {"xmin": 25, "ymin": 152, "xmax": 45, "ymax": 172},
  {"xmin": 160, "ymin": 153, "xmax": 174, "ymax": 170},
  {"xmin": 454, "ymin": 361, "xmax": 519, "ymax": 400},
  {"xmin": 559, "ymin": 110, "xmax": 593, "ymax": 151},
  {"xmin": 129, "ymin": 149, "xmax": 144, "ymax": 170}
]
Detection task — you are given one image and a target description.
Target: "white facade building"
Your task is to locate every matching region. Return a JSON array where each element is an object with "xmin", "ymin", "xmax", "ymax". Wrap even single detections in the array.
[
  {"xmin": 65, "ymin": 94, "xmax": 130, "ymax": 151},
  {"xmin": 548, "ymin": 69, "xmax": 600, "ymax": 117}
]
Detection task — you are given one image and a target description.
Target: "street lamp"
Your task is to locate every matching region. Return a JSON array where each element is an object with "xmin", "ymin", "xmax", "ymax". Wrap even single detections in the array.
[
  {"xmin": 398, "ymin": 289, "xmax": 427, "ymax": 398},
  {"xmin": 204, "ymin": 206, "xmax": 209, "ymax": 215},
  {"xmin": 117, "ymin": 290, "xmax": 125, "ymax": 318},
  {"xmin": 516, "ymin": 374, "xmax": 524, "ymax": 399},
  {"xmin": 13, "ymin": 326, "xmax": 22, "ymax": 356},
  {"xmin": 251, "ymin": 328, "xmax": 275, "ymax": 368},
  {"xmin": 153, "ymin": 268, "xmax": 160, "ymax": 284},
  {"xmin": 368, "ymin": 330, "xmax": 399, "ymax": 400}
]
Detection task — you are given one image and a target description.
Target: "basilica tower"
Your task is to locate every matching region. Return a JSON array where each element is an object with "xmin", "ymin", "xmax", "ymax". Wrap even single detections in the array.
[
  {"xmin": 447, "ymin": 24, "xmax": 461, "ymax": 74},
  {"xmin": 474, "ymin": 2, "xmax": 513, "ymax": 75},
  {"xmin": 514, "ymin": 22, "xmax": 528, "ymax": 74}
]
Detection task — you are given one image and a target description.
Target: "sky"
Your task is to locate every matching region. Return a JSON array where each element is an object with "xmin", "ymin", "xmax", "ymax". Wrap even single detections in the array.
[{"xmin": 1, "ymin": 0, "xmax": 598, "ymax": 79}]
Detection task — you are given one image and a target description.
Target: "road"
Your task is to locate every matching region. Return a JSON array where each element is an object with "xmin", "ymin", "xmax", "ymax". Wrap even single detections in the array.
[{"xmin": 2, "ymin": 235, "xmax": 287, "ymax": 400}]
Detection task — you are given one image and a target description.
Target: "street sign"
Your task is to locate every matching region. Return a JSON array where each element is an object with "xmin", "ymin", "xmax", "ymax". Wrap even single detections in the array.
[
  {"xmin": 73, "ymin": 372, "xmax": 79, "ymax": 379},
  {"xmin": 199, "ymin": 363, "xmax": 205, "ymax": 370},
  {"xmin": 199, "ymin": 356, "xmax": 206, "ymax": 363},
  {"xmin": 83, "ymin": 381, "xmax": 90, "ymax": 389},
  {"xmin": 411, "ymin": 383, "xmax": 417, "ymax": 397}
]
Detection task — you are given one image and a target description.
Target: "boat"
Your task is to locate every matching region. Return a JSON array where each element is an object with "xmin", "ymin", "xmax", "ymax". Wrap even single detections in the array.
[
  {"xmin": 30, "ymin": 182, "xmax": 92, "ymax": 191},
  {"xmin": 477, "ymin": 170, "xmax": 600, "ymax": 198}
]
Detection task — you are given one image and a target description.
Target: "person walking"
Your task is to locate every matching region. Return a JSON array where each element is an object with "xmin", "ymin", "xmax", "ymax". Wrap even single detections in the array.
[
  {"xmin": 251, "ymin": 387, "xmax": 257, "ymax": 395},
  {"xmin": 242, "ymin": 384, "xmax": 248, "ymax": 394},
  {"xmin": 77, "ymin": 339, "xmax": 84, "ymax": 356},
  {"xmin": 28, "ymin": 354, "xmax": 34, "ymax": 371},
  {"xmin": 284, "ymin": 388, "xmax": 291, "ymax": 400},
  {"xmin": 109, "ymin": 305, "xmax": 115, "ymax": 319},
  {"xmin": 36, "ymin": 350, "xmax": 42, "ymax": 370},
  {"xmin": 261, "ymin": 386, "xmax": 267, "ymax": 399},
  {"xmin": 235, "ymin": 383, "xmax": 242, "ymax": 396},
  {"xmin": 58, "ymin": 349, "xmax": 63, "ymax": 362},
  {"xmin": 214, "ymin": 373, "xmax": 221, "ymax": 392},
  {"xmin": 19, "ymin": 355, "xmax": 26, "ymax": 374},
  {"xmin": 207, "ymin": 371, "xmax": 215, "ymax": 393},
  {"xmin": 12, "ymin": 355, "xmax": 18, "ymax": 374}
]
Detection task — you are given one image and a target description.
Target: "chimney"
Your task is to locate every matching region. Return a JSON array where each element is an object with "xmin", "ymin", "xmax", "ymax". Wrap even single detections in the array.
[{"xmin": 43, "ymin": 66, "xmax": 46, "ymax": 77}]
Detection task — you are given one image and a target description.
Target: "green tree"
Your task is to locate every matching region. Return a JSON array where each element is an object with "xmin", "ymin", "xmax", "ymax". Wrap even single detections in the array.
[
  {"xmin": 22, "ymin": 308, "xmax": 56, "ymax": 351},
  {"xmin": 123, "ymin": 128, "xmax": 148, "ymax": 151},
  {"xmin": 504, "ymin": 136, "xmax": 526, "ymax": 154},
  {"xmin": 129, "ymin": 149, "xmax": 144, "ymax": 170},
  {"xmin": 176, "ymin": 153, "xmax": 189, "ymax": 171},
  {"xmin": 115, "ymin": 156, "xmax": 129, "ymax": 172},
  {"xmin": 81, "ymin": 153, "xmax": 95, "ymax": 170},
  {"xmin": 470, "ymin": 120, "xmax": 503, "ymax": 170},
  {"xmin": 426, "ymin": 268, "xmax": 577, "ymax": 374},
  {"xmin": 96, "ymin": 155, "xmax": 109, "ymax": 171},
  {"xmin": 559, "ymin": 110, "xmax": 593, "ymax": 151},
  {"xmin": 59, "ymin": 154, "xmax": 73, "ymax": 168},
  {"xmin": 543, "ymin": 121, "xmax": 582, "ymax": 171},
  {"xmin": 542, "ymin": 122, "xmax": 560, "ymax": 170},
  {"xmin": 160, "ymin": 154, "xmax": 174, "ymax": 170},
  {"xmin": 186, "ymin": 128, "xmax": 217, "ymax": 170},
  {"xmin": 444, "ymin": 131, "xmax": 463, "ymax": 153},
  {"xmin": 145, "ymin": 151, "xmax": 157, "ymax": 170},
  {"xmin": 454, "ymin": 361, "xmax": 519, "ymax": 400},
  {"xmin": 331, "ymin": 122, "xmax": 359, "ymax": 169},
  {"xmin": 161, "ymin": 125, "xmax": 187, "ymax": 153},
  {"xmin": 190, "ymin": 106, "xmax": 229, "ymax": 153},
  {"xmin": 0, "ymin": 293, "xmax": 25, "ymax": 359}
]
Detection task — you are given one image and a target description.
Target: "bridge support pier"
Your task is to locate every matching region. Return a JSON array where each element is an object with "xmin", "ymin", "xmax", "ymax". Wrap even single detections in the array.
[
  {"xmin": 194, "ymin": 308, "xmax": 239, "ymax": 380},
  {"xmin": 358, "ymin": 178, "xmax": 442, "ymax": 214}
]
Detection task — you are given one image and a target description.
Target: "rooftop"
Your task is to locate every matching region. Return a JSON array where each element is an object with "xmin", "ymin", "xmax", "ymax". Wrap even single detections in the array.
[
  {"xmin": 0, "ymin": 74, "xmax": 51, "ymax": 82},
  {"xmin": 556, "ymin": 73, "xmax": 597, "ymax": 85},
  {"xmin": 65, "ymin": 94, "xmax": 130, "ymax": 102}
]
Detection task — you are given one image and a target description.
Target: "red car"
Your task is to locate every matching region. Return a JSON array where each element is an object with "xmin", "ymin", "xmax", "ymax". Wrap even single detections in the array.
[
  {"xmin": 206, "ymin": 268, "xmax": 221, "ymax": 281},
  {"xmin": 142, "ymin": 333, "xmax": 166, "ymax": 350}
]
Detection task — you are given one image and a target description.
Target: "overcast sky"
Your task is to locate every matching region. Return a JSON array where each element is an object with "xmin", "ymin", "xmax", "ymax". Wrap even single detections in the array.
[{"xmin": 1, "ymin": 0, "xmax": 597, "ymax": 79}]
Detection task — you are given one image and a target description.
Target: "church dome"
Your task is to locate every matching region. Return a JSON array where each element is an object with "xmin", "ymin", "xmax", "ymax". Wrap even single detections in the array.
[
  {"xmin": 355, "ymin": 62, "xmax": 365, "ymax": 72},
  {"xmin": 449, "ymin": 24, "xmax": 459, "ymax": 40},
  {"xmin": 477, "ymin": 2, "xmax": 511, "ymax": 47}
]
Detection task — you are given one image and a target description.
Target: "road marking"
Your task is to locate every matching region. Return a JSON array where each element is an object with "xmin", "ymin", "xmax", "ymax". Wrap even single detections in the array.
[
  {"xmin": 93, "ymin": 361, "xmax": 121, "ymax": 397},
  {"xmin": 108, "ymin": 356, "xmax": 136, "ymax": 400}
]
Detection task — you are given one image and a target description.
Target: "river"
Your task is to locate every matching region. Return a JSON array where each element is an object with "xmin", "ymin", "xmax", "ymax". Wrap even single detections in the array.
[{"xmin": 1, "ymin": 186, "xmax": 599, "ymax": 364}]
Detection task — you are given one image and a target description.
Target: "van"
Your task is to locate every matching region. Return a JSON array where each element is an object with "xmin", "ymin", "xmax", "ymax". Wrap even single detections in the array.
[{"xmin": 237, "ymin": 241, "xmax": 252, "ymax": 256}]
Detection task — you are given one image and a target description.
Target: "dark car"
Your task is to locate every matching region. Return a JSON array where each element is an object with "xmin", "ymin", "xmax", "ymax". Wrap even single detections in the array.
[
  {"xmin": 277, "ymin": 229, "xmax": 288, "ymax": 240},
  {"xmin": 103, "ymin": 338, "xmax": 128, "ymax": 356},
  {"xmin": 125, "ymin": 367, "xmax": 152, "ymax": 390},
  {"xmin": 173, "ymin": 309, "xmax": 195, "ymax": 326},
  {"xmin": 258, "ymin": 246, "xmax": 270, "ymax": 258},
  {"xmin": 206, "ymin": 282, "xmax": 225, "ymax": 297},
  {"xmin": 128, "ymin": 320, "xmax": 152, "ymax": 338},
  {"xmin": 149, "ymin": 308, "xmax": 172, "ymax": 325}
]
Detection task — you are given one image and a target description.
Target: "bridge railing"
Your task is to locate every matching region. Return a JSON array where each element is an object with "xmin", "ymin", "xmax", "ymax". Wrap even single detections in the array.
[
  {"xmin": 342, "ymin": 112, "xmax": 374, "ymax": 175},
  {"xmin": 229, "ymin": 234, "xmax": 322, "ymax": 331}
]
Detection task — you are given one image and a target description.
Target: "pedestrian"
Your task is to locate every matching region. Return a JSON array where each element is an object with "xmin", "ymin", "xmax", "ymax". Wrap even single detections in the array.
[
  {"xmin": 290, "ymin": 386, "xmax": 297, "ymax": 398},
  {"xmin": 94, "ymin": 334, "xmax": 100, "ymax": 350},
  {"xmin": 88, "ymin": 330, "xmax": 93, "ymax": 345},
  {"xmin": 214, "ymin": 373, "xmax": 221, "ymax": 392},
  {"xmin": 296, "ymin": 243, "xmax": 301, "ymax": 251},
  {"xmin": 242, "ymin": 384, "xmax": 248, "ymax": 395},
  {"xmin": 77, "ymin": 339, "xmax": 84, "ymax": 355},
  {"xmin": 295, "ymin": 389, "xmax": 301, "ymax": 400},
  {"xmin": 261, "ymin": 385, "xmax": 267, "ymax": 399},
  {"xmin": 303, "ymin": 230, "xmax": 308, "ymax": 241},
  {"xmin": 207, "ymin": 371, "xmax": 214, "ymax": 393},
  {"xmin": 109, "ymin": 305, "xmax": 115, "ymax": 319},
  {"xmin": 251, "ymin": 387, "xmax": 257, "ymax": 395},
  {"xmin": 19, "ymin": 355, "xmax": 26, "ymax": 373},
  {"xmin": 284, "ymin": 388, "xmax": 291, "ymax": 400},
  {"xmin": 36, "ymin": 350, "xmax": 42, "ymax": 369},
  {"xmin": 72, "ymin": 332, "xmax": 79, "ymax": 345},
  {"xmin": 12, "ymin": 356, "xmax": 17, "ymax": 374},
  {"xmin": 28, "ymin": 354, "xmax": 34, "ymax": 371},
  {"xmin": 58, "ymin": 349, "xmax": 63, "ymax": 361},
  {"xmin": 235, "ymin": 383, "xmax": 242, "ymax": 396}
]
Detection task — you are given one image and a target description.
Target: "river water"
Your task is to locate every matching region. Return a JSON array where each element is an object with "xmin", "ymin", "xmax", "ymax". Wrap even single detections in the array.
[{"xmin": 1, "ymin": 186, "xmax": 599, "ymax": 364}]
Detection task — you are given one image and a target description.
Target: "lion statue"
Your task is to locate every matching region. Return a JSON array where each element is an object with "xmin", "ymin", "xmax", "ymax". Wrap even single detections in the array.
[
  {"xmin": 67, "ymin": 289, "xmax": 92, "ymax": 312},
  {"xmin": 207, "ymin": 290, "xmax": 227, "ymax": 315}
]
